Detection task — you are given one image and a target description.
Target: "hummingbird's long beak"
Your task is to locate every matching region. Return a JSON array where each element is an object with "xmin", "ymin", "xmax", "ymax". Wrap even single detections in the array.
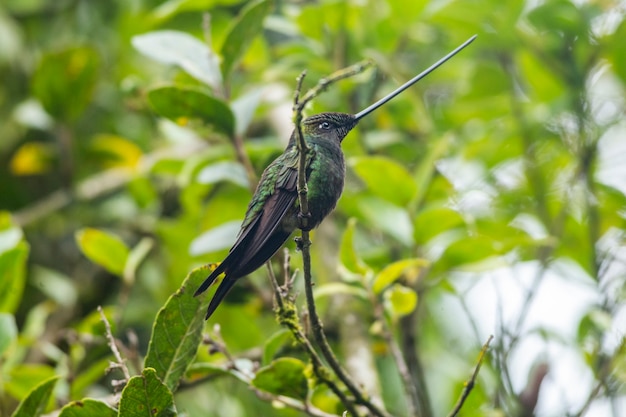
[{"xmin": 353, "ymin": 34, "xmax": 477, "ymax": 121}]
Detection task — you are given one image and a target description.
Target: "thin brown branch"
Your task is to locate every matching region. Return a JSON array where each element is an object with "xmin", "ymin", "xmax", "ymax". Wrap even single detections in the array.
[
  {"xmin": 292, "ymin": 67, "xmax": 387, "ymax": 417},
  {"xmin": 447, "ymin": 335, "xmax": 494, "ymax": 417},
  {"xmin": 98, "ymin": 306, "xmax": 131, "ymax": 392},
  {"xmin": 268, "ymin": 254, "xmax": 358, "ymax": 416}
]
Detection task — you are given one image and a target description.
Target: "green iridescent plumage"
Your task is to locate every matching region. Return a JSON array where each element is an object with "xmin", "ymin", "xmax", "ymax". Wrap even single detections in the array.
[{"xmin": 194, "ymin": 113, "xmax": 357, "ymax": 319}]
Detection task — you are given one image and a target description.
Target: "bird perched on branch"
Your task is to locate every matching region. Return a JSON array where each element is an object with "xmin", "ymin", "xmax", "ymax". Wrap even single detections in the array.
[{"xmin": 195, "ymin": 35, "xmax": 477, "ymax": 319}]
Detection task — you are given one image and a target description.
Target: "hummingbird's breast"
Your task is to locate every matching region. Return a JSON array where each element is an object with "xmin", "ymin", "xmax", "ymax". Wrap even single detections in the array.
[{"xmin": 305, "ymin": 141, "xmax": 346, "ymax": 228}]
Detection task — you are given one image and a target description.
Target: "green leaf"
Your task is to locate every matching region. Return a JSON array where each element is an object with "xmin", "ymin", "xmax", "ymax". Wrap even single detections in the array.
[
  {"xmin": 350, "ymin": 156, "xmax": 417, "ymax": 207},
  {"xmin": 252, "ymin": 357, "xmax": 309, "ymax": 400},
  {"xmin": 313, "ymin": 282, "xmax": 369, "ymax": 302},
  {"xmin": 118, "ymin": 368, "xmax": 176, "ymax": 417},
  {"xmin": 58, "ymin": 399, "xmax": 117, "ymax": 417},
  {"xmin": 144, "ymin": 266, "xmax": 212, "ymax": 391},
  {"xmin": 357, "ymin": 196, "xmax": 414, "ymax": 246},
  {"xmin": 231, "ymin": 89, "xmax": 263, "ymax": 136},
  {"xmin": 383, "ymin": 284, "xmax": 418, "ymax": 318},
  {"xmin": 196, "ymin": 161, "xmax": 249, "ymax": 188},
  {"xmin": 262, "ymin": 329, "xmax": 292, "ymax": 365},
  {"xmin": 439, "ymin": 235, "xmax": 499, "ymax": 268},
  {"xmin": 31, "ymin": 46, "xmax": 99, "ymax": 122},
  {"xmin": 372, "ymin": 258, "xmax": 428, "ymax": 294},
  {"xmin": 0, "ymin": 242, "xmax": 29, "ymax": 313},
  {"xmin": 147, "ymin": 86, "xmax": 235, "ymax": 136},
  {"xmin": 339, "ymin": 218, "xmax": 370, "ymax": 276},
  {"xmin": 10, "ymin": 376, "xmax": 59, "ymax": 417},
  {"xmin": 413, "ymin": 206, "xmax": 465, "ymax": 245},
  {"xmin": 75, "ymin": 228, "xmax": 129, "ymax": 276},
  {"xmin": 189, "ymin": 220, "xmax": 240, "ymax": 256},
  {"xmin": 0, "ymin": 313, "xmax": 17, "ymax": 356},
  {"xmin": 132, "ymin": 30, "xmax": 222, "ymax": 91},
  {"xmin": 220, "ymin": 0, "xmax": 272, "ymax": 79}
]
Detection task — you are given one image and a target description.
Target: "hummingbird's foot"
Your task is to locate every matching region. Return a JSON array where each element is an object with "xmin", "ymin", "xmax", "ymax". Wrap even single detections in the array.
[
  {"xmin": 294, "ymin": 236, "xmax": 303, "ymax": 251},
  {"xmin": 297, "ymin": 211, "xmax": 312, "ymax": 231}
]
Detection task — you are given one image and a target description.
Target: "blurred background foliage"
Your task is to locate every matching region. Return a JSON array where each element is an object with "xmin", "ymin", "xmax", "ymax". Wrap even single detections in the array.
[{"xmin": 1, "ymin": 0, "xmax": 626, "ymax": 416}]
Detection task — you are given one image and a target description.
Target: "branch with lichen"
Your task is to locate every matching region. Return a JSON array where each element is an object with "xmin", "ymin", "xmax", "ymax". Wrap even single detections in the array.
[{"xmin": 291, "ymin": 62, "xmax": 389, "ymax": 417}]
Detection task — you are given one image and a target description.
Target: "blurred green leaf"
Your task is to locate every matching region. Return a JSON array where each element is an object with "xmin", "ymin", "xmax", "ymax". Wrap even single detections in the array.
[
  {"xmin": 75, "ymin": 228, "xmax": 129, "ymax": 276},
  {"xmin": 0, "ymin": 313, "xmax": 17, "ymax": 356},
  {"xmin": 608, "ymin": 19, "xmax": 626, "ymax": 84},
  {"xmin": 9, "ymin": 142, "xmax": 55, "ymax": 175},
  {"xmin": 143, "ymin": 265, "xmax": 212, "ymax": 391},
  {"xmin": 339, "ymin": 218, "xmax": 370, "ymax": 276},
  {"xmin": 10, "ymin": 375, "xmax": 58, "ymax": 417},
  {"xmin": 372, "ymin": 258, "xmax": 428, "ymax": 295},
  {"xmin": 0, "ymin": 242, "xmax": 28, "ymax": 313},
  {"xmin": 148, "ymin": 86, "xmax": 235, "ymax": 136},
  {"xmin": 413, "ymin": 206, "xmax": 465, "ymax": 245},
  {"xmin": 189, "ymin": 220, "xmax": 240, "ymax": 256},
  {"xmin": 31, "ymin": 46, "xmax": 99, "ymax": 122},
  {"xmin": 196, "ymin": 161, "xmax": 249, "ymax": 188},
  {"xmin": 231, "ymin": 89, "xmax": 263, "ymax": 137},
  {"xmin": 118, "ymin": 368, "xmax": 176, "ymax": 417},
  {"xmin": 313, "ymin": 282, "xmax": 369, "ymax": 301},
  {"xmin": 132, "ymin": 30, "xmax": 222, "ymax": 91},
  {"xmin": 439, "ymin": 235, "xmax": 499, "ymax": 268},
  {"xmin": 350, "ymin": 156, "xmax": 417, "ymax": 207},
  {"xmin": 90, "ymin": 134, "xmax": 143, "ymax": 170},
  {"xmin": 252, "ymin": 357, "xmax": 309, "ymax": 400},
  {"xmin": 262, "ymin": 329, "xmax": 292, "ymax": 365},
  {"xmin": 383, "ymin": 284, "xmax": 418, "ymax": 319},
  {"xmin": 357, "ymin": 196, "xmax": 414, "ymax": 246},
  {"xmin": 58, "ymin": 399, "xmax": 117, "ymax": 417},
  {"xmin": 220, "ymin": 0, "xmax": 272, "ymax": 79}
]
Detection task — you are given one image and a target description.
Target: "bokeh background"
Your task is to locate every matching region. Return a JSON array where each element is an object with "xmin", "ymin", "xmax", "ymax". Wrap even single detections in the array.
[{"xmin": 1, "ymin": 0, "xmax": 625, "ymax": 416}]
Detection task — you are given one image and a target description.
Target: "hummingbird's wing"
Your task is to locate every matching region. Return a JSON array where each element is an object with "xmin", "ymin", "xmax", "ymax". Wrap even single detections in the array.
[{"xmin": 195, "ymin": 147, "xmax": 312, "ymax": 318}]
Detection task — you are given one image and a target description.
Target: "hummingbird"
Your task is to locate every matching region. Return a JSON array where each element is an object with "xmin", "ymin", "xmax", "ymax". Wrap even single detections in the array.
[{"xmin": 195, "ymin": 35, "xmax": 477, "ymax": 319}]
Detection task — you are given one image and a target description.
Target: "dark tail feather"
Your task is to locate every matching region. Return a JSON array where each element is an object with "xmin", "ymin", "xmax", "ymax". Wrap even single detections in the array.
[
  {"xmin": 204, "ymin": 276, "xmax": 238, "ymax": 320},
  {"xmin": 194, "ymin": 263, "xmax": 226, "ymax": 297}
]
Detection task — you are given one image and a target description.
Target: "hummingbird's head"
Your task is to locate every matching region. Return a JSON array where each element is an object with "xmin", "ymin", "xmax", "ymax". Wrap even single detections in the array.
[{"xmin": 301, "ymin": 112, "xmax": 358, "ymax": 144}]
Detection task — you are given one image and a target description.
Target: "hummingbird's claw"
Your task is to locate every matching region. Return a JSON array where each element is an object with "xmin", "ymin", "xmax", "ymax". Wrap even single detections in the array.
[{"xmin": 297, "ymin": 211, "xmax": 312, "ymax": 231}]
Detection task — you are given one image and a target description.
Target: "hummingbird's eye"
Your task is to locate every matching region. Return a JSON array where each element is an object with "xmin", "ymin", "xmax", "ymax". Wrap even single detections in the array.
[{"xmin": 319, "ymin": 121, "xmax": 331, "ymax": 130}]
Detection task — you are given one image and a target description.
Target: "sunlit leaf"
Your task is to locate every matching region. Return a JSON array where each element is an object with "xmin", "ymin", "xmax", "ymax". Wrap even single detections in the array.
[
  {"xmin": 75, "ymin": 228, "xmax": 130, "ymax": 276},
  {"xmin": 252, "ymin": 357, "xmax": 309, "ymax": 400},
  {"xmin": 0, "ymin": 242, "xmax": 29, "ymax": 314},
  {"xmin": 220, "ymin": 0, "xmax": 272, "ymax": 79},
  {"xmin": 148, "ymin": 86, "xmax": 235, "ymax": 136},
  {"xmin": 372, "ymin": 258, "xmax": 428, "ymax": 294},
  {"xmin": 144, "ymin": 266, "xmax": 212, "ymax": 391},
  {"xmin": 31, "ymin": 46, "xmax": 99, "ymax": 122},
  {"xmin": 383, "ymin": 284, "xmax": 418, "ymax": 318},
  {"xmin": 132, "ymin": 30, "xmax": 222, "ymax": 90},
  {"xmin": 118, "ymin": 368, "xmax": 176, "ymax": 417},
  {"xmin": 90, "ymin": 134, "xmax": 143, "ymax": 169},
  {"xmin": 0, "ymin": 313, "xmax": 17, "ymax": 356},
  {"xmin": 9, "ymin": 142, "xmax": 55, "ymax": 175}
]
